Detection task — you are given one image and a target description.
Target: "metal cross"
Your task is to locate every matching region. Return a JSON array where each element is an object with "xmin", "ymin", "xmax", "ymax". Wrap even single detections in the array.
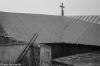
[{"xmin": 60, "ymin": 3, "xmax": 65, "ymax": 16}]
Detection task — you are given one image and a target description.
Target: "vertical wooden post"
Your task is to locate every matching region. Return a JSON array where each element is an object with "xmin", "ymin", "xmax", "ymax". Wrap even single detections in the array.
[
  {"xmin": 29, "ymin": 45, "xmax": 32, "ymax": 66},
  {"xmin": 33, "ymin": 43, "xmax": 51, "ymax": 66}
]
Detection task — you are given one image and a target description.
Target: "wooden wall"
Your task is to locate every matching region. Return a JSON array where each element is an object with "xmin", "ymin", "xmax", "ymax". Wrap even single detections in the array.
[
  {"xmin": 0, "ymin": 43, "xmax": 51, "ymax": 66},
  {"xmin": 44, "ymin": 43, "xmax": 100, "ymax": 59},
  {"xmin": 0, "ymin": 44, "xmax": 26, "ymax": 64}
]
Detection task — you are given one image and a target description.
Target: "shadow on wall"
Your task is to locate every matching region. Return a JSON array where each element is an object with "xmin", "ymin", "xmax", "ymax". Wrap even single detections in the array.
[{"xmin": 41, "ymin": 42, "xmax": 100, "ymax": 59}]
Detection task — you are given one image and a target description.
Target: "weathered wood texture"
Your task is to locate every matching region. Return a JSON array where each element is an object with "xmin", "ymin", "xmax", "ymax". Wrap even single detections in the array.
[
  {"xmin": 32, "ymin": 43, "xmax": 51, "ymax": 66},
  {"xmin": 0, "ymin": 43, "xmax": 51, "ymax": 66},
  {"xmin": 20, "ymin": 43, "xmax": 52, "ymax": 66},
  {"xmin": 0, "ymin": 44, "xmax": 26, "ymax": 64},
  {"xmin": 20, "ymin": 46, "xmax": 32, "ymax": 66}
]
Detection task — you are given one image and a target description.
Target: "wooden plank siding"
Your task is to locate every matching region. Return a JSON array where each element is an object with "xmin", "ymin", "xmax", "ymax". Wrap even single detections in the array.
[
  {"xmin": 0, "ymin": 43, "xmax": 51, "ymax": 66},
  {"xmin": 0, "ymin": 44, "xmax": 26, "ymax": 64}
]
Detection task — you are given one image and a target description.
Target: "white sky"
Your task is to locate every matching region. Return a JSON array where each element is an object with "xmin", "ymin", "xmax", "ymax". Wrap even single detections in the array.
[{"xmin": 0, "ymin": 0, "xmax": 100, "ymax": 15}]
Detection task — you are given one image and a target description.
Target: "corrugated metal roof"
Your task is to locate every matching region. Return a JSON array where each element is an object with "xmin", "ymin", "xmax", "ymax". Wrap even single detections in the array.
[
  {"xmin": 67, "ymin": 16, "xmax": 100, "ymax": 24},
  {"xmin": 0, "ymin": 12, "xmax": 64, "ymax": 43},
  {"xmin": 1, "ymin": 12, "xmax": 100, "ymax": 46},
  {"xmin": 63, "ymin": 16, "xmax": 100, "ymax": 46}
]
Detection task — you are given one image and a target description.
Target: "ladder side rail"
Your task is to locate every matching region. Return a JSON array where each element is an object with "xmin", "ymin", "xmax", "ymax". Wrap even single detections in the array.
[
  {"xmin": 18, "ymin": 34, "xmax": 39, "ymax": 63},
  {"xmin": 16, "ymin": 32, "xmax": 38, "ymax": 63}
]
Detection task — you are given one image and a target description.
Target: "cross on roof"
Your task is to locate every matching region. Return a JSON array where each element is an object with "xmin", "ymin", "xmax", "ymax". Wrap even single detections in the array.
[
  {"xmin": 60, "ymin": 3, "xmax": 65, "ymax": 9},
  {"xmin": 60, "ymin": 3, "xmax": 65, "ymax": 16}
]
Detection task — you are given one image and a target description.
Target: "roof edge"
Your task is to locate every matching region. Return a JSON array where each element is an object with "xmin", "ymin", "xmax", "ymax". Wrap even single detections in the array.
[{"xmin": 0, "ymin": 11, "xmax": 62, "ymax": 17}]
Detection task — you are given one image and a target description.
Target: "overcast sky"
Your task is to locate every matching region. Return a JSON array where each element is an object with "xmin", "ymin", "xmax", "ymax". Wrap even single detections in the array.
[{"xmin": 0, "ymin": 0, "xmax": 100, "ymax": 15}]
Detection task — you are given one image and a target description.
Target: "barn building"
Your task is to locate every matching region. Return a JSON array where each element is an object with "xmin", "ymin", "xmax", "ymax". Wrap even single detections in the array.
[{"xmin": 0, "ymin": 11, "xmax": 100, "ymax": 66}]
